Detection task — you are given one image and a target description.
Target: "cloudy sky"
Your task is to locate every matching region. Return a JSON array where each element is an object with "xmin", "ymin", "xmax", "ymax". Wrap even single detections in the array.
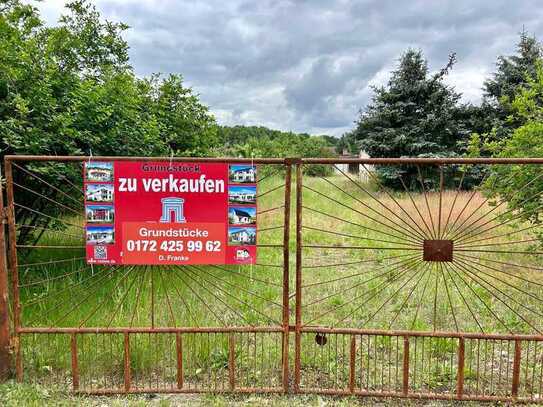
[{"xmin": 33, "ymin": 0, "xmax": 543, "ymax": 136}]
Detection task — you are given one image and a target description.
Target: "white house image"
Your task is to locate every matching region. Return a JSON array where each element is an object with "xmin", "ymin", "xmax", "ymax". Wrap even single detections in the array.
[
  {"xmin": 86, "ymin": 227, "xmax": 114, "ymax": 244},
  {"xmin": 229, "ymin": 208, "xmax": 255, "ymax": 224},
  {"xmin": 86, "ymin": 162, "xmax": 113, "ymax": 182},
  {"xmin": 229, "ymin": 228, "xmax": 256, "ymax": 245},
  {"xmin": 229, "ymin": 166, "xmax": 256, "ymax": 183},
  {"xmin": 86, "ymin": 205, "xmax": 114, "ymax": 223},
  {"xmin": 86, "ymin": 185, "xmax": 113, "ymax": 202},
  {"xmin": 229, "ymin": 187, "xmax": 256, "ymax": 204},
  {"xmin": 87, "ymin": 167, "xmax": 112, "ymax": 181}
]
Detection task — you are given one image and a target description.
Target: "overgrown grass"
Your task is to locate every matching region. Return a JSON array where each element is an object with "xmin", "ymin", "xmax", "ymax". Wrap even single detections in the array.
[{"xmin": 9, "ymin": 169, "xmax": 543, "ymax": 399}]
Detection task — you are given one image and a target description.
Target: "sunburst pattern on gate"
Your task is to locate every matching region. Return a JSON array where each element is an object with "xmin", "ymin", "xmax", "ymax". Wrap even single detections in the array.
[
  {"xmin": 7, "ymin": 157, "xmax": 289, "ymax": 392},
  {"xmin": 299, "ymin": 162, "xmax": 543, "ymax": 334}
]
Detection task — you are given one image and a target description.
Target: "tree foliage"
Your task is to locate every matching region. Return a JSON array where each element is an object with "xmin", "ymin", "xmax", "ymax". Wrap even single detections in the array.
[
  {"xmin": 216, "ymin": 125, "xmax": 336, "ymax": 175},
  {"xmin": 470, "ymin": 31, "xmax": 543, "ymax": 154},
  {"xmin": 0, "ymin": 0, "xmax": 218, "ymax": 244},
  {"xmin": 0, "ymin": 0, "xmax": 217, "ymax": 159},
  {"xmin": 476, "ymin": 62, "xmax": 543, "ymax": 228},
  {"xmin": 353, "ymin": 49, "xmax": 470, "ymax": 189}
]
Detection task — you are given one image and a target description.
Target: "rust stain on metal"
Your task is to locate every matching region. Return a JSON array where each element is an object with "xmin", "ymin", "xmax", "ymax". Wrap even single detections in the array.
[{"xmin": 423, "ymin": 240, "xmax": 453, "ymax": 262}]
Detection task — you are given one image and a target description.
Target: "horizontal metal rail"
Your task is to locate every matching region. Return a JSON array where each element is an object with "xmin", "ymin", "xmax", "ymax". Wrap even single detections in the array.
[
  {"xmin": 18, "ymin": 326, "xmax": 284, "ymax": 334},
  {"xmin": 301, "ymin": 157, "xmax": 543, "ymax": 164},
  {"xmin": 5, "ymin": 155, "xmax": 287, "ymax": 163},
  {"xmin": 300, "ymin": 327, "xmax": 543, "ymax": 341}
]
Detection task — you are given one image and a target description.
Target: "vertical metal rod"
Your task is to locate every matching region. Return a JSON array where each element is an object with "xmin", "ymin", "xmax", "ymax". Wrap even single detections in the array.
[
  {"xmin": 0, "ymin": 164, "xmax": 11, "ymax": 382},
  {"xmin": 294, "ymin": 161, "xmax": 303, "ymax": 392},
  {"xmin": 438, "ymin": 165, "xmax": 444, "ymax": 238},
  {"xmin": 457, "ymin": 337, "xmax": 465, "ymax": 398},
  {"xmin": 71, "ymin": 333, "xmax": 79, "ymax": 391},
  {"xmin": 176, "ymin": 333, "xmax": 183, "ymax": 389},
  {"xmin": 349, "ymin": 336, "xmax": 356, "ymax": 393},
  {"xmin": 124, "ymin": 332, "xmax": 131, "ymax": 392},
  {"xmin": 228, "ymin": 332, "xmax": 235, "ymax": 391},
  {"xmin": 281, "ymin": 161, "xmax": 292, "ymax": 392},
  {"xmin": 402, "ymin": 336, "xmax": 409, "ymax": 395},
  {"xmin": 4, "ymin": 160, "xmax": 21, "ymax": 381},
  {"xmin": 512, "ymin": 339, "xmax": 522, "ymax": 398}
]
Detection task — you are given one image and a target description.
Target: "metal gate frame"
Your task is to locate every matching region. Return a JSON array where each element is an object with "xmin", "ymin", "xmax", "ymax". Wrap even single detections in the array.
[
  {"xmin": 1, "ymin": 156, "xmax": 543, "ymax": 403},
  {"xmin": 0, "ymin": 155, "xmax": 292, "ymax": 394},
  {"xmin": 293, "ymin": 157, "xmax": 543, "ymax": 403}
]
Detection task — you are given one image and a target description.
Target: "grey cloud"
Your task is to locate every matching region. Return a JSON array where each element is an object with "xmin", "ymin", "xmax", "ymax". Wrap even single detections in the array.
[{"xmin": 33, "ymin": 0, "xmax": 543, "ymax": 136}]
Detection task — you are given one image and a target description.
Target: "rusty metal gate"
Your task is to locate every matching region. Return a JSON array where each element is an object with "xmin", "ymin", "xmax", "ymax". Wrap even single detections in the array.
[
  {"xmin": 0, "ymin": 155, "xmax": 292, "ymax": 394},
  {"xmin": 1, "ymin": 156, "xmax": 543, "ymax": 403}
]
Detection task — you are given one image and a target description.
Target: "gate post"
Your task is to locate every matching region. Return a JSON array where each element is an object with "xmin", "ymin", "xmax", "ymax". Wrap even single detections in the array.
[
  {"xmin": 281, "ymin": 159, "xmax": 293, "ymax": 392},
  {"xmin": 294, "ymin": 160, "xmax": 303, "ymax": 392},
  {"xmin": 0, "ymin": 164, "xmax": 11, "ymax": 381},
  {"xmin": 4, "ymin": 158, "xmax": 21, "ymax": 381}
]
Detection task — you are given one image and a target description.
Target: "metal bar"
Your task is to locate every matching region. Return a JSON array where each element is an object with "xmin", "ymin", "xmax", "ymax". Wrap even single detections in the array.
[
  {"xmin": 4, "ymin": 160, "xmax": 22, "ymax": 382},
  {"xmin": 296, "ymin": 388, "xmax": 540, "ymax": 402},
  {"xmin": 349, "ymin": 336, "xmax": 356, "ymax": 393},
  {"xmin": 12, "ymin": 181, "xmax": 81, "ymax": 215},
  {"xmin": 301, "ymin": 225, "xmax": 421, "ymax": 247},
  {"xmin": 77, "ymin": 387, "xmax": 285, "ymax": 395},
  {"xmin": 297, "ymin": 327, "xmax": 543, "ymax": 341},
  {"xmin": 183, "ymin": 265, "xmax": 275, "ymax": 324},
  {"xmin": 17, "ymin": 256, "xmax": 85, "ymax": 268},
  {"xmin": 299, "ymin": 157, "xmax": 543, "ymax": 164},
  {"xmin": 416, "ymin": 165, "xmax": 437, "ymax": 239},
  {"xmin": 3, "ymin": 155, "xmax": 542, "ymax": 164},
  {"xmin": 176, "ymin": 333, "xmax": 183, "ymax": 389},
  {"xmin": 69, "ymin": 387, "xmax": 538, "ymax": 400},
  {"xmin": 10, "ymin": 162, "xmax": 83, "ymax": 208},
  {"xmin": 457, "ymin": 337, "xmax": 465, "ymax": 398},
  {"xmin": 16, "ymin": 245, "xmax": 85, "ymax": 249},
  {"xmin": 18, "ymin": 326, "xmax": 284, "ymax": 334},
  {"xmin": 6, "ymin": 155, "xmax": 287, "ymax": 163},
  {"xmin": 319, "ymin": 169, "xmax": 427, "ymax": 242},
  {"xmin": 340, "ymin": 164, "xmax": 429, "ymax": 241},
  {"xmin": 71, "ymin": 333, "xmax": 79, "ymax": 391},
  {"xmin": 0, "ymin": 163, "xmax": 11, "ymax": 382},
  {"xmin": 16, "ymin": 326, "xmax": 543, "ymax": 340},
  {"xmin": 124, "ymin": 332, "xmax": 131, "ymax": 392},
  {"xmin": 294, "ymin": 162, "xmax": 303, "ymax": 392},
  {"xmin": 303, "ymin": 184, "xmax": 422, "ymax": 245},
  {"xmin": 402, "ymin": 336, "xmax": 409, "ymax": 395},
  {"xmin": 443, "ymin": 262, "xmax": 485, "ymax": 333},
  {"xmin": 301, "ymin": 244, "xmax": 419, "ymax": 250},
  {"xmin": 281, "ymin": 162, "xmax": 291, "ymax": 393},
  {"xmin": 512, "ymin": 340, "xmax": 522, "ymax": 398},
  {"xmin": 229, "ymin": 332, "xmax": 235, "ymax": 391},
  {"xmin": 438, "ymin": 165, "xmax": 444, "ymax": 238},
  {"xmin": 441, "ymin": 168, "xmax": 466, "ymax": 239}
]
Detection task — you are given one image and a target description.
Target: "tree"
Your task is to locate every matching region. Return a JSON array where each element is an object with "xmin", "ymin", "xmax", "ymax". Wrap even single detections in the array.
[
  {"xmin": 471, "ymin": 31, "xmax": 543, "ymax": 154},
  {"xmin": 0, "ymin": 0, "xmax": 217, "ymax": 244},
  {"xmin": 484, "ymin": 30, "xmax": 542, "ymax": 107},
  {"xmin": 215, "ymin": 125, "xmax": 336, "ymax": 176},
  {"xmin": 478, "ymin": 61, "xmax": 543, "ymax": 228},
  {"xmin": 353, "ymin": 49, "xmax": 469, "ymax": 189}
]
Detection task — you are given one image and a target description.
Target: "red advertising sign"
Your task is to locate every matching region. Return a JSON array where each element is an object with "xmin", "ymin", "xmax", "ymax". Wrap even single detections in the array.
[{"xmin": 84, "ymin": 161, "xmax": 257, "ymax": 265}]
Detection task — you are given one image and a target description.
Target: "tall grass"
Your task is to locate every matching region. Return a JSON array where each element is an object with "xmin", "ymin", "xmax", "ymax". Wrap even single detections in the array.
[{"xmin": 13, "ymin": 170, "xmax": 543, "ymax": 390}]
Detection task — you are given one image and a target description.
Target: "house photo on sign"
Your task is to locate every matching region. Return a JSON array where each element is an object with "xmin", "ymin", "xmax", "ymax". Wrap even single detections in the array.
[{"xmin": 83, "ymin": 161, "xmax": 258, "ymax": 265}]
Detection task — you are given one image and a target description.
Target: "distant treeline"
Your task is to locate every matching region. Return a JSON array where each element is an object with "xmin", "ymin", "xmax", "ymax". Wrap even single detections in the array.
[{"xmin": 215, "ymin": 125, "xmax": 338, "ymax": 158}]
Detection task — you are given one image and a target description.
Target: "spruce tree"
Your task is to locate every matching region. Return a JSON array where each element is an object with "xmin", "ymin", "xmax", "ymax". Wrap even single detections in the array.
[{"xmin": 354, "ymin": 49, "xmax": 468, "ymax": 189}]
